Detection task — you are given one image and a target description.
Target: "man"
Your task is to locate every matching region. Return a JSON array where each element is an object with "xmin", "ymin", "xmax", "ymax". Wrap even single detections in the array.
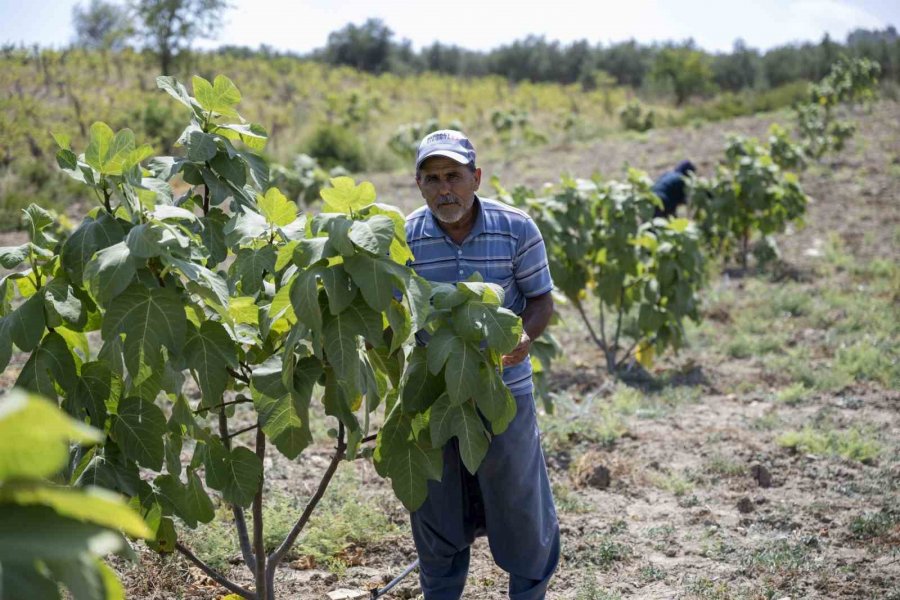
[
  {"xmin": 652, "ymin": 159, "xmax": 696, "ymax": 218},
  {"xmin": 404, "ymin": 130, "xmax": 560, "ymax": 600}
]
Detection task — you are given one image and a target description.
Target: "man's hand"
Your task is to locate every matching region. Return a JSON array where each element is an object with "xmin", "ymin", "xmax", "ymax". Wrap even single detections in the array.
[{"xmin": 502, "ymin": 331, "xmax": 532, "ymax": 367}]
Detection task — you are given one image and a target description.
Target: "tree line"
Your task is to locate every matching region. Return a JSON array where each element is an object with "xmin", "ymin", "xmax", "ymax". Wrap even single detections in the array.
[{"xmin": 65, "ymin": 2, "xmax": 898, "ymax": 104}]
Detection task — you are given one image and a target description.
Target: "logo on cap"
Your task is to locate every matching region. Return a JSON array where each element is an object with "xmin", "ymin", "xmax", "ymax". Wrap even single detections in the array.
[{"xmin": 415, "ymin": 129, "xmax": 476, "ymax": 169}]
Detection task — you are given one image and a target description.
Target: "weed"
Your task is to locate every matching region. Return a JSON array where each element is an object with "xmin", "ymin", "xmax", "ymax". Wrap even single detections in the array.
[
  {"xmin": 849, "ymin": 507, "xmax": 900, "ymax": 540},
  {"xmin": 638, "ymin": 563, "xmax": 666, "ymax": 583},
  {"xmin": 777, "ymin": 426, "xmax": 881, "ymax": 463},
  {"xmin": 750, "ymin": 411, "xmax": 784, "ymax": 431},
  {"xmin": 650, "ymin": 471, "xmax": 693, "ymax": 497},
  {"xmin": 575, "ymin": 572, "xmax": 621, "ymax": 600},
  {"xmin": 552, "ymin": 482, "xmax": 591, "ymax": 514},
  {"xmin": 705, "ymin": 454, "xmax": 747, "ymax": 478},
  {"xmin": 742, "ymin": 538, "xmax": 811, "ymax": 575},
  {"xmin": 835, "ymin": 341, "xmax": 900, "ymax": 388},
  {"xmin": 774, "ymin": 382, "xmax": 811, "ymax": 406}
]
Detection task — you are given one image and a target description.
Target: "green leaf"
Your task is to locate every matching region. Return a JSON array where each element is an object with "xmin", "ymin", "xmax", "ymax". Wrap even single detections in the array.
[
  {"xmin": 251, "ymin": 356, "xmax": 320, "ymax": 459},
  {"xmin": 320, "ymin": 264, "xmax": 358, "ymax": 315},
  {"xmin": 214, "ymin": 123, "xmax": 267, "ymax": 152},
  {"xmin": 290, "ymin": 266, "xmax": 323, "ymax": 335},
  {"xmin": 70, "ymin": 361, "xmax": 122, "ymax": 427},
  {"xmin": 43, "ymin": 278, "xmax": 85, "ymax": 329},
  {"xmin": 343, "ymin": 254, "xmax": 398, "ymax": 312},
  {"xmin": 184, "ymin": 471, "xmax": 215, "ymax": 527},
  {"xmin": 205, "ymin": 445, "xmax": 262, "ymax": 508},
  {"xmin": 430, "ymin": 395, "xmax": 489, "ymax": 474},
  {"xmin": 17, "ymin": 331, "xmax": 78, "ymax": 399},
  {"xmin": 47, "ymin": 554, "xmax": 125, "ymax": 600},
  {"xmin": 83, "ymin": 242, "xmax": 136, "ymax": 306},
  {"xmin": 85, "ymin": 123, "xmax": 137, "ymax": 176},
  {"xmin": 3, "ymin": 560, "xmax": 62, "ymax": 599},
  {"xmin": 386, "ymin": 299, "xmax": 411, "ymax": 354},
  {"xmin": 0, "ymin": 244, "xmax": 30, "ymax": 269},
  {"xmin": 1, "ymin": 482, "xmax": 152, "ymax": 539},
  {"xmin": 320, "ymin": 177, "xmax": 376, "ymax": 214},
  {"xmin": 293, "ymin": 238, "xmax": 337, "ymax": 268},
  {"xmin": 186, "ymin": 131, "xmax": 218, "ymax": 162},
  {"xmin": 193, "ymin": 75, "xmax": 241, "ymax": 118},
  {"xmin": 384, "ymin": 441, "xmax": 443, "ymax": 511},
  {"xmin": 101, "ymin": 284, "xmax": 186, "ymax": 380},
  {"xmin": 184, "ymin": 321, "xmax": 239, "ymax": 408},
  {"xmin": 156, "ymin": 76, "xmax": 198, "ymax": 112},
  {"xmin": 400, "ymin": 347, "xmax": 445, "ymax": 413},
  {"xmin": 476, "ymin": 365, "xmax": 516, "ymax": 434},
  {"xmin": 111, "ymin": 397, "xmax": 166, "ymax": 471},
  {"xmin": 230, "ymin": 246, "xmax": 276, "ymax": 296},
  {"xmin": 0, "ymin": 390, "xmax": 103, "ymax": 481},
  {"xmin": 258, "ymin": 187, "xmax": 298, "ymax": 227},
  {"xmin": 453, "ymin": 303, "xmax": 522, "ymax": 354},
  {"xmin": 209, "ymin": 153, "xmax": 246, "ymax": 188},
  {"xmin": 0, "ymin": 505, "xmax": 126, "ymax": 562},
  {"xmin": 8, "ymin": 293, "xmax": 46, "ymax": 352},
  {"xmin": 61, "ymin": 213, "xmax": 124, "ymax": 285},
  {"xmin": 348, "ymin": 215, "xmax": 395, "ymax": 255},
  {"xmin": 322, "ymin": 308, "xmax": 366, "ymax": 398},
  {"xmin": 168, "ymin": 258, "xmax": 230, "ymax": 309}
]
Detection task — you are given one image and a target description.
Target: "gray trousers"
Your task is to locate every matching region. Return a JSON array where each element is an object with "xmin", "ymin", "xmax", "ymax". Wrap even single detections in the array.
[{"xmin": 410, "ymin": 393, "xmax": 560, "ymax": 599}]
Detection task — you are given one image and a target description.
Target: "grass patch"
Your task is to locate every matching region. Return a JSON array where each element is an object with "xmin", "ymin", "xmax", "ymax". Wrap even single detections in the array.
[
  {"xmin": 575, "ymin": 573, "xmax": 621, "ymax": 600},
  {"xmin": 835, "ymin": 340, "xmax": 900, "ymax": 388},
  {"xmin": 552, "ymin": 482, "xmax": 591, "ymax": 514},
  {"xmin": 777, "ymin": 426, "xmax": 881, "ymax": 463},
  {"xmin": 704, "ymin": 454, "xmax": 747, "ymax": 478},
  {"xmin": 774, "ymin": 382, "xmax": 812, "ymax": 406},
  {"xmin": 849, "ymin": 507, "xmax": 900, "ymax": 540},
  {"xmin": 742, "ymin": 538, "xmax": 812, "ymax": 575},
  {"xmin": 650, "ymin": 471, "xmax": 693, "ymax": 497},
  {"xmin": 182, "ymin": 463, "xmax": 398, "ymax": 573}
]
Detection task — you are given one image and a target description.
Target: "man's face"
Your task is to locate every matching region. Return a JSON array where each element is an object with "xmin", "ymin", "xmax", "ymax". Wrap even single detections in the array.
[{"xmin": 416, "ymin": 156, "xmax": 482, "ymax": 225}]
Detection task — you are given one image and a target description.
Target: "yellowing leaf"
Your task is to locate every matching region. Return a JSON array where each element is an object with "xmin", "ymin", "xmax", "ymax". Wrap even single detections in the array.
[
  {"xmin": 320, "ymin": 177, "xmax": 376, "ymax": 214},
  {"xmin": 257, "ymin": 188, "xmax": 298, "ymax": 227},
  {"xmin": 635, "ymin": 341, "xmax": 655, "ymax": 369}
]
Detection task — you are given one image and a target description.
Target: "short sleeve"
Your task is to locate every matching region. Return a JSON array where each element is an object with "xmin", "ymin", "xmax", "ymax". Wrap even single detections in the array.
[{"xmin": 513, "ymin": 217, "xmax": 553, "ymax": 298}]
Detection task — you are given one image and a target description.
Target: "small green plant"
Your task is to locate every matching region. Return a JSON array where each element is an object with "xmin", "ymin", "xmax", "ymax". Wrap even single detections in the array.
[
  {"xmin": 490, "ymin": 108, "xmax": 547, "ymax": 148},
  {"xmin": 305, "ymin": 123, "xmax": 366, "ymax": 171},
  {"xmin": 777, "ymin": 426, "xmax": 881, "ymax": 463},
  {"xmin": 793, "ymin": 56, "xmax": 881, "ymax": 160},
  {"xmin": 775, "ymin": 382, "xmax": 811, "ymax": 406},
  {"xmin": 849, "ymin": 507, "xmax": 900, "ymax": 540},
  {"xmin": 618, "ymin": 100, "xmax": 654, "ymax": 132},
  {"xmin": 689, "ymin": 135, "xmax": 808, "ymax": 268},
  {"xmin": 495, "ymin": 170, "xmax": 705, "ymax": 374}
]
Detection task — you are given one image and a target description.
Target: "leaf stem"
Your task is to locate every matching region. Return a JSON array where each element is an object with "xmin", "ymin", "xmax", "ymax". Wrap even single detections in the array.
[{"xmin": 221, "ymin": 423, "xmax": 258, "ymax": 442}]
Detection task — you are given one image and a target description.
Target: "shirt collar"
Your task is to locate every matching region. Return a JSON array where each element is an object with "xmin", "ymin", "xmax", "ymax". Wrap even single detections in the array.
[{"xmin": 423, "ymin": 195, "xmax": 485, "ymax": 244}]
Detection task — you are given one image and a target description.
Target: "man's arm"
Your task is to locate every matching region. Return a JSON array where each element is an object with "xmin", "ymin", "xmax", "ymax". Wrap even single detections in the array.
[{"xmin": 502, "ymin": 291, "xmax": 554, "ymax": 367}]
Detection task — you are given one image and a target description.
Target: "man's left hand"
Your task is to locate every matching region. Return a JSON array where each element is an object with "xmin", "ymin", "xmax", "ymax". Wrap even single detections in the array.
[{"xmin": 502, "ymin": 332, "xmax": 532, "ymax": 367}]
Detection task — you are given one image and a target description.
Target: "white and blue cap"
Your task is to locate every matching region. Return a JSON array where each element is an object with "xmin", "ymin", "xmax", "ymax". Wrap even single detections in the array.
[{"xmin": 415, "ymin": 129, "xmax": 476, "ymax": 170}]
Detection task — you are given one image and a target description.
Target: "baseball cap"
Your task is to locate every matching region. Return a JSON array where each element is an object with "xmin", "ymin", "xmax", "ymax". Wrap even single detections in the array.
[{"xmin": 415, "ymin": 130, "xmax": 476, "ymax": 170}]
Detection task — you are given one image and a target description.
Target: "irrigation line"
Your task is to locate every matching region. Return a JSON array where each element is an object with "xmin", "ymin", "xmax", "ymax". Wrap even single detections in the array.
[{"xmin": 370, "ymin": 559, "xmax": 420, "ymax": 599}]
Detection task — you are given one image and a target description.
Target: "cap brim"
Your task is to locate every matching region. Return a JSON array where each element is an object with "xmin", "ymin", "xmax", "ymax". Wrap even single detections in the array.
[{"xmin": 416, "ymin": 150, "xmax": 471, "ymax": 169}]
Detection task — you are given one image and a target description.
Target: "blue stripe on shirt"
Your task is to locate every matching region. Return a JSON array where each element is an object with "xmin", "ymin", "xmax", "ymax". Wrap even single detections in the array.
[{"xmin": 405, "ymin": 196, "xmax": 553, "ymax": 397}]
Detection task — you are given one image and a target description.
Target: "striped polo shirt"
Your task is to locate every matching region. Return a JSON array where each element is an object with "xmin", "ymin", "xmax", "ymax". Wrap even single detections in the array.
[{"xmin": 405, "ymin": 196, "xmax": 553, "ymax": 397}]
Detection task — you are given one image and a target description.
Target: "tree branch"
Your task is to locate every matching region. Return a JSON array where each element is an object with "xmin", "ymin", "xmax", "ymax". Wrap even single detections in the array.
[
  {"xmin": 266, "ymin": 423, "xmax": 347, "ymax": 585},
  {"xmin": 253, "ymin": 425, "xmax": 267, "ymax": 600},
  {"xmin": 227, "ymin": 367, "xmax": 250, "ymax": 384},
  {"xmin": 574, "ymin": 299, "xmax": 604, "ymax": 350},
  {"xmin": 222, "ymin": 423, "xmax": 258, "ymax": 442},
  {"xmin": 220, "ymin": 411, "xmax": 256, "ymax": 576},
  {"xmin": 195, "ymin": 396, "xmax": 252, "ymax": 415},
  {"xmin": 175, "ymin": 541, "xmax": 255, "ymax": 599}
]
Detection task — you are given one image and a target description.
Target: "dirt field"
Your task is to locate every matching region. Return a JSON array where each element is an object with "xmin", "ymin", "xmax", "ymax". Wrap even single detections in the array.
[{"xmin": 3, "ymin": 103, "xmax": 898, "ymax": 600}]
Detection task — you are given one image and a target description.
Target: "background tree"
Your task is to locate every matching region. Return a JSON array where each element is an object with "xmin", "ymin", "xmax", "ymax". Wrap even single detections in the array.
[
  {"xmin": 132, "ymin": 0, "xmax": 230, "ymax": 75},
  {"xmin": 650, "ymin": 42, "xmax": 715, "ymax": 105},
  {"xmin": 319, "ymin": 18, "xmax": 397, "ymax": 74},
  {"xmin": 72, "ymin": 0, "xmax": 133, "ymax": 51},
  {"xmin": 712, "ymin": 39, "xmax": 761, "ymax": 92}
]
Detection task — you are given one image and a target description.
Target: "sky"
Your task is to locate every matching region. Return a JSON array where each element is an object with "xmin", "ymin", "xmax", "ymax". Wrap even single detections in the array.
[{"xmin": 1, "ymin": 0, "xmax": 898, "ymax": 54}]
